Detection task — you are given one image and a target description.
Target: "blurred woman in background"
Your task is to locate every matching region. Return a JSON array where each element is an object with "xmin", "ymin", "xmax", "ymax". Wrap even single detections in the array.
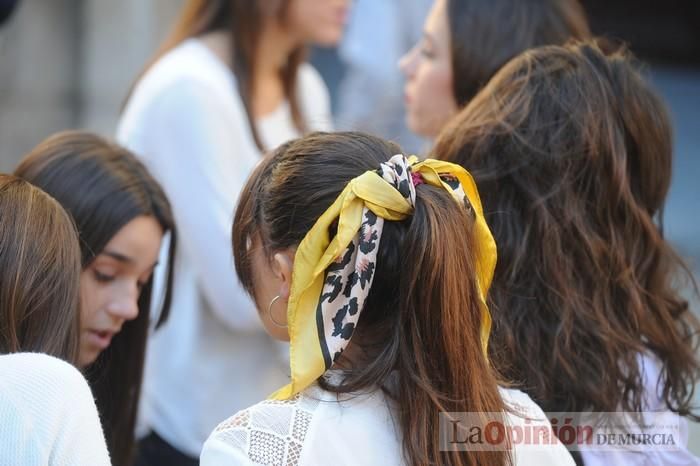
[
  {"xmin": 400, "ymin": 0, "xmax": 589, "ymax": 139},
  {"xmin": 0, "ymin": 174, "xmax": 111, "ymax": 466},
  {"xmin": 435, "ymin": 41, "xmax": 700, "ymax": 465},
  {"xmin": 117, "ymin": 1, "xmax": 347, "ymax": 464},
  {"xmin": 16, "ymin": 131, "xmax": 175, "ymax": 466}
]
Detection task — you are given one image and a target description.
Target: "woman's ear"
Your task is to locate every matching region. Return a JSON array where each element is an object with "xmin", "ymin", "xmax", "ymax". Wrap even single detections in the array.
[{"xmin": 271, "ymin": 249, "xmax": 295, "ymax": 300}]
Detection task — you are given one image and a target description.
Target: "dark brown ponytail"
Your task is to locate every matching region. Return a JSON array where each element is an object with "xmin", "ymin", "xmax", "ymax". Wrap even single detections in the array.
[{"xmin": 233, "ymin": 131, "xmax": 511, "ymax": 466}]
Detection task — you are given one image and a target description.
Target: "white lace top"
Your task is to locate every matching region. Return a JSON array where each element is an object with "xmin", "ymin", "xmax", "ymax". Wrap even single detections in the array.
[{"xmin": 200, "ymin": 379, "xmax": 575, "ymax": 466}]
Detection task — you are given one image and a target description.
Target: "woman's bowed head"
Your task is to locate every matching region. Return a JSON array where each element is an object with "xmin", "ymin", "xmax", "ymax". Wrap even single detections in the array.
[{"xmin": 15, "ymin": 131, "xmax": 176, "ymax": 466}]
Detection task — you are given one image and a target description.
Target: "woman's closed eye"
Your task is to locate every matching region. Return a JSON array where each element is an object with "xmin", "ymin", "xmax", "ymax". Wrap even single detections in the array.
[
  {"xmin": 419, "ymin": 43, "xmax": 435, "ymax": 59},
  {"xmin": 93, "ymin": 270, "xmax": 115, "ymax": 283}
]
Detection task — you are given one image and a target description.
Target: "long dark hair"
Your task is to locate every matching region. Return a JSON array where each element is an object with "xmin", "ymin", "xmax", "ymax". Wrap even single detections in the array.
[
  {"xmin": 434, "ymin": 41, "xmax": 700, "ymax": 421},
  {"xmin": 131, "ymin": 0, "xmax": 306, "ymax": 150},
  {"xmin": 447, "ymin": 0, "xmax": 590, "ymax": 106},
  {"xmin": 232, "ymin": 132, "xmax": 511, "ymax": 466},
  {"xmin": 15, "ymin": 131, "xmax": 176, "ymax": 466},
  {"xmin": 0, "ymin": 174, "xmax": 81, "ymax": 364}
]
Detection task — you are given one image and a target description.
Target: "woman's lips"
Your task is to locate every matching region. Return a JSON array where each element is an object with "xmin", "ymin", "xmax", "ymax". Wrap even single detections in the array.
[{"xmin": 87, "ymin": 330, "xmax": 114, "ymax": 350}]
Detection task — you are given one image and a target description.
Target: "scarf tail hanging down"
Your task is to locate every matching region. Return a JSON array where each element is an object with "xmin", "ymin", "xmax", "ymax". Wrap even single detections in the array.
[{"xmin": 270, "ymin": 155, "xmax": 496, "ymax": 400}]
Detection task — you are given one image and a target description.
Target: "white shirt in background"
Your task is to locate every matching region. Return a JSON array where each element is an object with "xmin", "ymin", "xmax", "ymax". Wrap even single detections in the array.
[
  {"xmin": 117, "ymin": 38, "xmax": 332, "ymax": 457},
  {"xmin": 0, "ymin": 352, "xmax": 111, "ymax": 466},
  {"xmin": 580, "ymin": 355, "xmax": 700, "ymax": 466}
]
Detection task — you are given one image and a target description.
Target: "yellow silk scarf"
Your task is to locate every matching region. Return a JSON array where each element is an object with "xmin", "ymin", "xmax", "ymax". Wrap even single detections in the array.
[{"xmin": 270, "ymin": 156, "xmax": 496, "ymax": 400}]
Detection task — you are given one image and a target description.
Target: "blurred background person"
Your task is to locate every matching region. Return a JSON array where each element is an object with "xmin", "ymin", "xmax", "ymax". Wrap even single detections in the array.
[
  {"xmin": 117, "ymin": 0, "xmax": 347, "ymax": 464},
  {"xmin": 333, "ymin": 0, "xmax": 432, "ymax": 154},
  {"xmin": 0, "ymin": 174, "xmax": 111, "ymax": 466},
  {"xmin": 400, "ymin": 0, "xmax": 590, "ymax": 140},
  {"xmin": 15, "ymin": 131, "xmax": 176, "ymax": 466}
]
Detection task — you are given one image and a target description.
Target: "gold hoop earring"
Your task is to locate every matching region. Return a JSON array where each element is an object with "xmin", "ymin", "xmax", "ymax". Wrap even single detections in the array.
[{"xmin": 267, "ymin": 295, "xmax": 287, "ymax": 328}]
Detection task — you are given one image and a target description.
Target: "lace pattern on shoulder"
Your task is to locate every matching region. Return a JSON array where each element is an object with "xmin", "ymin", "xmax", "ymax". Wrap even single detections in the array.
[{"xmin": 213, "ymin": 391, "xmax": 321, "ymax": 466}]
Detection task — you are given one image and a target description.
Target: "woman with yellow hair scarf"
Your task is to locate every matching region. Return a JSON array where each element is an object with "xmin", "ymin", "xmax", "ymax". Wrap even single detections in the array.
[{"xmin": 201, "ymin": 132, "xmax": 573, "ymax": 466}]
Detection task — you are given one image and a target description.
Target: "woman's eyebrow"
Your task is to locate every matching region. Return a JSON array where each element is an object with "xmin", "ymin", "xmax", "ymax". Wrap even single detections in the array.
[{"xmin": 101, "ymin": 250, "xmax": 134, "ymax": 264}]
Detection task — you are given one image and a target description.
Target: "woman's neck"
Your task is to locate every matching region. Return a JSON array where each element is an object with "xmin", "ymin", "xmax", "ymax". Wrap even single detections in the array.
[
  {"xmin": 199, "ymin": 22, "xmax": 300, "ymax": 118},
  {"xmin": 256, "ymin": 19, "xmax": 298, "ymax": 81},
  {"xmin": 253, "ymin": 19, "xmax": 299, "ymax": 117}
]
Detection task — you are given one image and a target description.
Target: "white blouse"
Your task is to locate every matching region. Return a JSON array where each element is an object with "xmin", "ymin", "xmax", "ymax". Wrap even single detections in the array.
[
  {"xmin": 117, "ymin": 38, "xmax": 332, "ymax": 456},
  {"xmin": 200, "ymin": 379, "xmax": 575, "ymax": 466}
]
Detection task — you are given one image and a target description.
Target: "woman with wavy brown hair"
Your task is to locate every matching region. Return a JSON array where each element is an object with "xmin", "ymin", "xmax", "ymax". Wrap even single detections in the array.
[{"xmin": 434, "ymin": 41, "xmax": 700, "ymax": 465}]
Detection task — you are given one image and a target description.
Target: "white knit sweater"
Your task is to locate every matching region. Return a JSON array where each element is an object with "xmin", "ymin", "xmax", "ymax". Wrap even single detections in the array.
[{"xmin": 0, "ymin": 352, "xmax": 111, "ymax": 466}]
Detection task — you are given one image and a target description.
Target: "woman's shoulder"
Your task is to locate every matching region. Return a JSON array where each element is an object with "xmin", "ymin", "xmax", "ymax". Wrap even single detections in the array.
[
  {"xmin": 201, "ymin": 382, "xmax": 401, "ymax": 465},
  {"xmin": 125, "ymin": 39, "xmax": 238, "ymax": 112},
  {"xmin": 498, "ymin": 387, "xmax": 576, "ymax": 466},
  {"xmin": 118, "ymin": 39, "xmax": 248, "ymax": 142},
  {"xmin": 0, "ymin": 352, "xmax": 88, "ymax": 395},
  {"xmin": 0, "ymin": 352, "xmax": 97, "ymax": 423},
  {"xmin": 499, "ymin": 386, "xmax": 550, "ymax": 419},
  {"xmin": 201, "ymin": 386, "xmax": 326, "ymax": 466},
  {"xmin": 0, "ymin": 353, "xmax": 111, "ymax": 465}
]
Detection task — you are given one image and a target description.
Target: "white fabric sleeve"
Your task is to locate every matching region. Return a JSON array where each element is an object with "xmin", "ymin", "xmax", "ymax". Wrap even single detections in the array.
[
  {"xmin": 0, "ymin": 353, "xmax": 111, "ymax": 466},
  {"xmin": 201, "ymin": 394, "xmax": 319, "ymax": 466},
  {"xmin": 131, "ymin": 77, "xmax": 263, "ymax": 332}
]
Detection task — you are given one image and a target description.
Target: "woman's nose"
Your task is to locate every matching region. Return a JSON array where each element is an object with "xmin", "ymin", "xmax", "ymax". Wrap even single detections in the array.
[
  {"xmin": 106, "ymin": 285, "xmax": 140, "ymax": 321},
  {"xmin": 399, "ymin": 45, "xmax": 418, "ymax": 78}
]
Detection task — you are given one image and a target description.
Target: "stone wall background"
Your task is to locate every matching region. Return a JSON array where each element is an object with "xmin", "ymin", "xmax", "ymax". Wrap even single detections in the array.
[{"xmin": 0, "ymin": 0, "xmax": 184, "ymax": 171}]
